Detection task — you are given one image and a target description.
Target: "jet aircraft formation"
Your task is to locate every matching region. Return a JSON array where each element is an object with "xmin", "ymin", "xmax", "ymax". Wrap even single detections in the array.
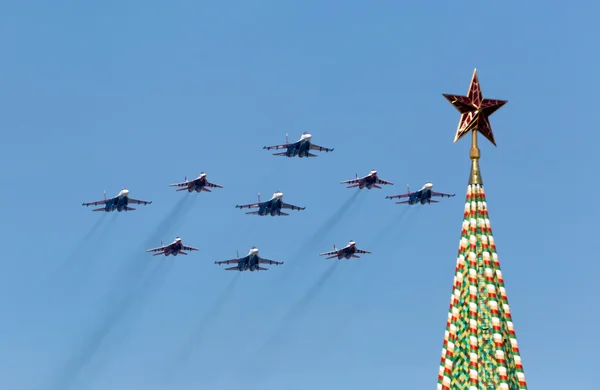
[{"xmin": 81, "ymin": 131, "xmax": 455, "ymax": 272}]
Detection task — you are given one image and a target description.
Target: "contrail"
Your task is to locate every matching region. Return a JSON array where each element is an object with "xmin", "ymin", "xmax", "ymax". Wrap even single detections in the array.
[
  {"xmin": 163, "ymin": 273, "xmax": 241, "ymax": 382},
  {"xmin": 256, "ymin": 262, "xmax": 338, "ymax": 358},
  {"xmin": 275, "ymin": 191, "xmax": 361, "ymax": 283},
  {"xmin": 45, "ymin": 196, "xmax": 196, "ymax": 390},
  {"xmin": 235, "ymin": 262, "xmax": 339, "ymax": 386},
  {"xmin": 56, "ymin": 215, "xmax": 108, "ymax": 272},
  {"xmin": 367, "ymin": 206, "xmax": 412, "ymax": 248}
]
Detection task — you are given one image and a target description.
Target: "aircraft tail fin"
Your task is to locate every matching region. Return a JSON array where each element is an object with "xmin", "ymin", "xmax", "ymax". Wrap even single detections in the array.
[
  {"xmin": 153, "ymin": 252, "xmax": 163, "ymax": 256},
  {"xmin": 407, "ymin": 184, "xmax": 411, "ymax": 194},
  {"xmin": 236, "ymin": 249, "xmax": 239, "ymax": 258},
  {"xmin": 225, "ymin": 266, "xmax": 239, "ymax": 271},
  {"xmin": 278, "ymin": 211, "xmax": 289, "ymax": 216},
  {"xmin": 285, "ymin": 133, "xmax": 289, "ymax": 144},
  {"xmin": 125, "ymin": 206, "xmax": 136, "ymax": 211},
  {"xmin": 273, "ymin": 152, "xmax": 287, "ymax": 156},
  {"xmin": 179, "ymin": 251, "xmax": 188, "ymax": 255},
  {"xmin": 347, "ymin": 184, "xmax": 360, "ymax": 188},
  {"xmin": 307, "ymin": 152, "xmax": 317, "ymax": 157},
  {"xmin": 176, "ymin": 187, "xmax": 188, "ymax": 192},
  {"xmin": 395, "ymin": 200, "xmax": 410, "ymax": 204},
  {"xmin": 326, "ymin": 255, "xmax": 338, "ymax": 259},
  {"xmin": 334, "ymin": 244, "xmax": 337, "ymax": 251},
  {"xmin": 373, "ymin": 185, "xmax": 382, "ymax": 189},
  {"xmin": 428, "ymin": 199, "xmax": 439, "ymax": 204},
  {"xmin": 245, "ymin": 211, "xmax": 259, "ymax": 215},
  {"xmin": 201, "ymin": 187, "xmax": 211, "ymax": 192},
  {"xmin": 92, "ymin": 207, "xmax": 106, "ymax": 212},
  {"xmin": 351, "ymin": 255, "xmax": 360, "ymax": 258},
  {"xmin": 103, "ymin": 191, "xmax": 107, "ymax": 200},
  {"xmin": 258, "ymin": 192, "xmax": 261, "ymax": 202},
  {"xmin": 258, "ymin": 266, "xmax": 269, "ymax": 271}
]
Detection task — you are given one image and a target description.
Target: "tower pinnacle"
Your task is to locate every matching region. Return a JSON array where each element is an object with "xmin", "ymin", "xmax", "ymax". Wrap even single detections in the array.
[{"xmin": 438, "ymin": 70, "xmax": 527, "ymax": 389}]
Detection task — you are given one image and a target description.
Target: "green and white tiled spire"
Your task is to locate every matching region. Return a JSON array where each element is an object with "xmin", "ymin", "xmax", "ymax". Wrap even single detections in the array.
[
  {"xmin": 436, "ymin": 183, "xmax": 527, "ymax": 390},
  {"xmin": 439, "ymin": 69, "xmax": 527, "ymax": 389}
]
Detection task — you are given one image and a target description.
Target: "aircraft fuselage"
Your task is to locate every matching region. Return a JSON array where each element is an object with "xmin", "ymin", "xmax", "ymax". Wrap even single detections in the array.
[
  {"xmin": 235, "ymin": 254, "xmax": 260, "ymax": 271},
  {"xmin": 337, "ymin": 246, "xmax": 356, "ymax": 259},
  {"xmin": 257, "ymin": 198, "xmax": 283, "ymax": 216},
  {"xmin": 284, "ymin": 139, "xmax": 312, "ymax": 158},
  {"xmin": 187, "ymin": 177, "xmax": 207, "ymax": 192},
  {"xmin": 164, "ymin": 242, "xmax": 183, "ymax": 256},
  {"xmin": 102, "ymin": 195, "xmax": 130, "ymax": 212},
  {"xmin": 357, "ymin": 175, "xmax": 378, "ymax": 189},
  {"xmin": 407, "ymin": 189, "xmax": 433, "ymax": 205}
]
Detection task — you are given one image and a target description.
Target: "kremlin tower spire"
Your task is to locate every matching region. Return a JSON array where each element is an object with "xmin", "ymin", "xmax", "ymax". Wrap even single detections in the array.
[{"xmin": 437, "ymin": 69, "xmax": 527, "ymax": 389}]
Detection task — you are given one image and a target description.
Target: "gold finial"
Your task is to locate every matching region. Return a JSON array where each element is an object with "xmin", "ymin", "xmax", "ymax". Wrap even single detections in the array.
[
  {"xmin": 442, "ymin": 69, "xmax": 507, "ymax": 185},
  {"xmin": 469, "ymin": 130, "xmax": 483, "ymax": 185}
]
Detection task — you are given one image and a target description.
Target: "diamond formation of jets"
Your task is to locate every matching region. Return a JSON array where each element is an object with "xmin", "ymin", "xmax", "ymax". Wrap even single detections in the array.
[
  {"xmin": 386, "ymin": 182, "xmax": 455, "ymax": 205},
  {"xmin": 319, "ymin": 240, "xmax": 372, "ymax": 260},
  {"xmin": 235, "ymin": 191, "xmax": 305, "ymax": 216},
  {"xmin": 215, "ymin": 246, "xmax": 283, "ymax": 271},
  {"xmin": 145, "ymin": 237, "xmax": 199, "ymax": 257},
  {"xmin": 263, "ymin": 131, "xmax": 334, "ymax": 158},
  {"xmin": 340, "ymin": 169, "xmax": 393, "ymax": 190},
  {"xmin": 169, "ymin": 172, "xmax": 223, "ymax": 193},
  {"xmin": 81, "ymin": 188, "xmax": 152, "ymax": 212}
]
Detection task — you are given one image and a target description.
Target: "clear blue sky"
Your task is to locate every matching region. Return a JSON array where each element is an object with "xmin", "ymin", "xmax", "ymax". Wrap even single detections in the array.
[{"xmin": 0, "ymin": 1, "xmax": 594, "ymax": 389}]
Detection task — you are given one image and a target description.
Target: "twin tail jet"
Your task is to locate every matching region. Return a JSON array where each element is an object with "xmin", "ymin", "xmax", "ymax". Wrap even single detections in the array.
[
  {"xmin": 215, "ymin": 246, "xmax": 283, "ymax": 271},
  {"xmin": 386, "ymin": 182, "xmax": 455, "ymax": 205},
  {"xmin": 146, "ymin": 237, "xmax": 199, "ymax": 257},
  {"xmin": 236, "ymin": 191, "xmax": 305, "ymax": 216},
  {"xmin": 319, "ymin": 240, "xmax": 372, "ymax": 260},
  {"xmin": 169, "ymin": 172, "xmax": 223, "ymax": 193},
  {"xmin": 263, "ymin": 131, "xmax": 334, "ymax": 158},
  {"xmin": 81, "ymin": 188, "xmax": 152, "ymax": 212},
  {"xmin": 340, "ymin": 169, "xmax": 393, "ymax": 190}
]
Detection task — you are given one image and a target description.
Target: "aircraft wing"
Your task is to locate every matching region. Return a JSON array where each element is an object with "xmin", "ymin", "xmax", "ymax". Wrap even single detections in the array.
[
  {"xmin": 319, "ymin": 250, "xmax": 339, "ymax": 256},
  {"xmin": 235, "ymin": 201, "xmax": 263, "ymax": 209},
  {"xmin": 355, "ymin": 248, "xmax": 372, "ymax": 254},
  {"xmin": 263, "ymin": 142, "xmax": 294, "ymax": 151},
  {"xmin": 128, "ymin": 198, "xmax": 152, "ymax": 205},
  {"xmin": 431, "ymin": 191, "xmax": 455, "ymax": 198},
  {"xmin": 309, "ymin": 143, "xmax": 334, "ymax": 152},
  {"xmin": 259, "ymin": 257, "xmax": 283, "ymax": 265},
  {"xmin": 82, "ymin": 199, "xmax": 108, "ymax": 206},
  {"xmin": 376, "ymin": 178, "xmax": 393, "ymax": 185},
  {"xmin": 385, "ymin": 192, "xmax": 411, "ymax": 200},
  {"xmin": 169, "ymin": 181, "xmax": 190, "ymax": 188},
  {"xmin": 182, "ymin": 245, "xmax": 199, "ymax": 251},
  {"xmin": 206, "ymin": 180, "xmax": 223, "ymax": 189},
  {"xmin": 281, "ymin": 202, "xmax": 305, "ymax": 211},
  {"xmin": 146, "ymin": 246, "xmax": 166, "ymax": 253},
  {"xmin": 340, "ymin": 177, "xmax": 362, "ymax": 185},
  {"xmin": 215, "ymin": 258, "xmax": 240, "ymax": 265}
]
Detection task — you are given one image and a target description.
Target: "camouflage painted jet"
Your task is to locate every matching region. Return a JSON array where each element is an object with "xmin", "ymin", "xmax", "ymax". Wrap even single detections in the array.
[{"xmin": 215, "ymin": 247, "xmax": 283, "ymax": 271}]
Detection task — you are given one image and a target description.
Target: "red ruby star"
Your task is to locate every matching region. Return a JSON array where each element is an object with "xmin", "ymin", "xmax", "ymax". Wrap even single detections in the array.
[{"xmin": 443, "ymin": 69, "xmax": 507, "ymax": 146}]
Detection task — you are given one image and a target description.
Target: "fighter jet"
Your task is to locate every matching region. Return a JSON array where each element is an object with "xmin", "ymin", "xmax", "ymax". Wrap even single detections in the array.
[
  {"xmin": 81, "ymin": 188, "xmax": 152, "ymax": 212},
  {"xmin": 235, "ymin": 191, "xmax": 305, "ymax": 216},
  {"xmin": 263, "ymin": 131, "xmax": 334, "ymax": 158},
  {"xmin": 319, "ymin": 240, "xmax": 372, "ymax": 260},
  {"xmin": 169, "ymin": 172, "xmax": 223, "ymax": 193},
  {"xmin": 146, "ymin": 237, "xmax": 199, "ymax": 257},
  {"xmin": 214, "ymin": 246, "xmax": 283, "ymax": 271},
  {"xmin": 386, "ymin": 182, "xmax": 455, "ymax": 205},
  {"xmin": 340, "ymin": 169, "xmax": 393, "ymax": 190}
]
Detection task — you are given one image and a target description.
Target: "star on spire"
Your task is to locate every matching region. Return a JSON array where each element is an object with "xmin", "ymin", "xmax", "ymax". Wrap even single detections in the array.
[{"xmin": 443, "ymin": 68, "xmax": 507, "ymax": 146}]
